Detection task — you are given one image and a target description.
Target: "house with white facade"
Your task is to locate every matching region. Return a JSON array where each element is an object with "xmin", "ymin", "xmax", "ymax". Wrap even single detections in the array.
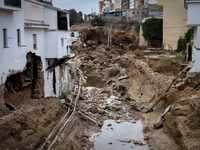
[
  {"xmin": 185, "ymin": 0, "xmax": 200, "ymax": 73},
  {"xmin": 0, "ymin": 0, "xmax": 74, "ymax": 108}
]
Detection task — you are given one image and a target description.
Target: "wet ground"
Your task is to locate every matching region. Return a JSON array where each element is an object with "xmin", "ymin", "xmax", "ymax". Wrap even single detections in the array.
[
  {"xmin": 82, "ymin": 75, "xmax": 148, "ymax": 150},
  {"xmin": 90, "ymin": 119, "xmax": 148, "ymax": 150}
]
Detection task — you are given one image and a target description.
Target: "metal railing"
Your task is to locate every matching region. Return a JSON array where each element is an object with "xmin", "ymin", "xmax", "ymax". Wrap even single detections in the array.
[
  {"xmin": 36, "ymin": 0, "xmax": 52, "ymax": 5},
  {"xmin": 4, "ymin": 0, "xmax": 21, "ymax": 8}
]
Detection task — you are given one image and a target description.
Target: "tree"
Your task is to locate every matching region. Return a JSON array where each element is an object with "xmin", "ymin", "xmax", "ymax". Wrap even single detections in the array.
[
  {"xmin": 91, "ymin": 17, "xmax": 106, "ymax": 27},
  {"xmin": 76, "ymin": 11, "xmax": 83, "ymax": 23},
  {"xmin": 142, "ymin": 18, "xmax": 163, "ymax": 47},
  {"xmin": 68, "ymin": 9, "xmax": 77, "ymax": 25}
]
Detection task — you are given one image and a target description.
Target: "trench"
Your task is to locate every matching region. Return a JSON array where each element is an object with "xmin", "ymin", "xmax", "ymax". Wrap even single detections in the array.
[{"xmin": 83, "ymin": 76, "xmax": 148, "ymax": 150}]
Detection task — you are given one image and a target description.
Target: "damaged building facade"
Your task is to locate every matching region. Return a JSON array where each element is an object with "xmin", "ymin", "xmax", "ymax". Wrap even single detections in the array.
[{"xmin": 0, "ymin": 0, "xmax": 74, "ymax": 108}]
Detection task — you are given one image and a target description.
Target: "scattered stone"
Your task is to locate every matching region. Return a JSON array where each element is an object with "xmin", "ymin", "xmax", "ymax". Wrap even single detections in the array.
[
  {"xmin": 113, "ymin": 106, "xmax": 122, "ymax": 110},
  {"xmin": 117, "ymin": 138, "xmax": 132, "ymax": 143},
  {"xmin": 108, "ymin": 142, "xmax": 112, "ymax": 145},
  {"xmin": 116, "ymin": 120, "xmax": 121, "ymax": 123},
  {"xmin": 108, "ymin": 69, "xmax": 120, "ymax": 77},
  {"xmin": 176, "ymin": 82, "xmax": 185, "ymax": 90},
  {"xmin": 107, "ymin": 124, "xmax": 112, "ymax": 127},
  {"xmin": 88, "ymin": 107, "xmax": 98, "ymax": 113},
  {"xmin": 115, "ymin": 101, "xmax": 122, "ymax": 105},
  {"xmin": 133, "ymin": 140, "xmax": 146, "ymax": 146},
  {"xmin": 98, "ymin": 109, "xmax": 105, "ymax": 114}
]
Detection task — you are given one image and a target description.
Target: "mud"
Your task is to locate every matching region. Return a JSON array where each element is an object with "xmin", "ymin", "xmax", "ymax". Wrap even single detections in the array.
[{"xmin": 1, "ymin": 23, "xmax": 200, "ymax": 150}]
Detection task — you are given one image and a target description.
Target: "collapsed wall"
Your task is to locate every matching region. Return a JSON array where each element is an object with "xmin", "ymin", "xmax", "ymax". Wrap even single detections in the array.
[{"xmin": 132, "ymin": 58, "xmax": 171, "ymax": 92}]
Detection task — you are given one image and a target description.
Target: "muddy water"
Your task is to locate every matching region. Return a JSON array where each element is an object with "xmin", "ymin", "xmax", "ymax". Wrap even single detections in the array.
[
  {"xmin": 85, "ymin": 77, "xmax": 148, "ymax": 150},
  {"xmin": 90, "ymin": 120, "xmax": 148, "ymax": 150},
  {"xmin": 85, "ymin": 76, "xmax": 107, "ymax": 88}
]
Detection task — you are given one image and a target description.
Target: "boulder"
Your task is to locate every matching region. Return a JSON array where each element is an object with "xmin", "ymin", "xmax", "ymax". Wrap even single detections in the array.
[{"xmin": 108, "ymin": 69, "xmax": 120, "ymax": 77}]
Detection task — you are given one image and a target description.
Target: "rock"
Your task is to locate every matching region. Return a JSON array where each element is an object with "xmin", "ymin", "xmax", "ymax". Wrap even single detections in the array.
[
  {"xmin": 103, "ymin": 105, "xmax": 109, "ymax": 109},
  {"xmin": 101, "ymin": 87, "xmax": 112, "ymax": 93},
  {"xmin": 108, "ymin": 69, "xmax": 120, "ymax": 77},
  {"xmin": 172, "ymin": 105, "xmax": 190, "ymax": 116},
  {"xmin": 86, "ymin": 40, "xmax": 92, "ymax": 46},
  {"xmin": 133, "ymin": 140, "xmax": 146, "ymax": 146},
  {"xmin": 108, "ymin": 142, "xmax": 112, "ymax": 145},
  {"xmin": 107, "ymin": 124, "xmax": 112, "ymax": 127},
  {"xmin": 80, "ymin": 94, "xmax": 87, "ymax": 100},
  {"xmin": 186, "ymin": 109, "xmax": 200, "ymax": 130},
  {"xmin": 117, "ymin": 138, "xmax": 132, "ymax": 143},
  {"xmin": 116, "ymin": 120, "xmax": 121, "ymax": 123},
  {"xmin": 153, "ymin": 115, "xmax": 164, "ymax": 129},
  {"xmin": 176, "ymin": 82, "xmax": 185, "ymax": 90},
  {"xmin": 88, "ymin": 107, "xmax": 98, "ymax": 113},
  {"xmin": 115, "ymin": 101, "xmax": 122, "ymax": 105},
  {"xmin": 98, "ymin": 109, "xmax": 105, "ymax": 114},
  {"xmin": 113, "ymin": 106, "xmax": 122, "ymax": 110}
]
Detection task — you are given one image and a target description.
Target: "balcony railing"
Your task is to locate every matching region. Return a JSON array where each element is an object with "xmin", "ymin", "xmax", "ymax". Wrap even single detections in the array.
[
  {"xmin": 4, "ymin": 0, "xmax": 21, "ymax": 8},
  {"xmin": 37, "ymin": 0, "xmax": 52, "ymax": 5}
]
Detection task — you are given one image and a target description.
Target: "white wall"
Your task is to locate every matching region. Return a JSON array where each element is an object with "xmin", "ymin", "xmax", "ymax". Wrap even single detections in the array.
[
  {"xmin": 44, "ymin": 7, "xmax": 57, "ymax": 30},
  {"xmin": 187, "ymin": 3, "xmax": 200, "ymax": 26},
  {"xmin": 44, "ymin": 61, "xmax": 71, "ymax": 98},
  {"xmin": 189, "ymin": 26, "xmax": 200, "ymax": 73},
  {"xmin": 24, "ymin": 1, "xmax": 44, "ymax": 21},
  {"xmin": 0, "ymin": 1, "xmax": 27, "ymax": 85}
]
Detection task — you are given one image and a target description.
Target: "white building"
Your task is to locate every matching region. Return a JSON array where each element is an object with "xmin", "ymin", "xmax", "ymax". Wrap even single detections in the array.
[
  {"xmin": 114, "ymin": 0, "xmax": 122, "ymax": 10},
  {"xmin": 185, "ymin": 0, "xmax": 200, "ymax": 73},
  {"xmin": 130, "ymin": 0, "xmax": 134, "ymax": 9},
  {"xmin": 0, "ymin": 0, "xmax": 74, "ymax": 107}
]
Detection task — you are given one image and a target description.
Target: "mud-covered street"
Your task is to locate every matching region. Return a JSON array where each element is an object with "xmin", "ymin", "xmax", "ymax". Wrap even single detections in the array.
[{"xmin": 1, "ymin": 22, "xmax": 200, "ymax": 150}]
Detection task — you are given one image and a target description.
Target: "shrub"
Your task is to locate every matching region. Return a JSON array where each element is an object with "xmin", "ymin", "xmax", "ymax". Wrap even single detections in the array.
[
  {"xmin": 134, "ymin": 23, "xmax": 140, "ymax": 34},
  {"xmin": 177, "ymin": 28, "xmax": 194, "ymax": 52},
  {"xmin": 142, "ymin": 18, "xmax": 163, "ymax": 47},
  {"xmin": 91, "ymin": 17, "xmax": 106, "ymax": 27}
]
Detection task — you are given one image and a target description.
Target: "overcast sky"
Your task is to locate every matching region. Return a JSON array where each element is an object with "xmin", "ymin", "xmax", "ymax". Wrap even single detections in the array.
[{"xmin": 52, "ymin": 0, "xmax": 100, "ymax": 15}]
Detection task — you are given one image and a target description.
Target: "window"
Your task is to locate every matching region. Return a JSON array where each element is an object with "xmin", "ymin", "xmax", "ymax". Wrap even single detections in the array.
[
  {"xmin": 17, "ymin": 29, "xmax": 21, "ymax": 46},
  {"xmin": 61, "ymin": 38, "xmax": 64, "ymax": 47},
  {"xmin": 137, "ymin": 11, "xmax": 139, "ymax": 14},
  {"xmin": 33, "ymin": 34, "xmax": 37, "ymax": 50},
  {"xmin": 142, "ymin": 12, "xmax": 144, "ymax": 14},
  {"xmin": 133, "ymin": 12, "xmax": 135, "ymax": 14},
  {"xmin": 3, "ymin": 29, "xmax": 8, "ymax": 48}
]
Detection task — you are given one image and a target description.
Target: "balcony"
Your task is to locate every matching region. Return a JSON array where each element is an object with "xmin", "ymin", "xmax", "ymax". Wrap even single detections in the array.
[{"xmin": 4, "ymin": 0, "xmax": 21, "ymax": 8}]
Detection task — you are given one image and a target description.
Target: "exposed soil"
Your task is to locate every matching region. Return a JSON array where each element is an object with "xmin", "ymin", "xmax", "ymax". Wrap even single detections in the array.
[
  {"xmin": 0, "ymin": 95, "xmax": 66, "ymax": 150},
  {"xmin": 1, "ymin": 23, "xmax": 200, "ymax": 150}
]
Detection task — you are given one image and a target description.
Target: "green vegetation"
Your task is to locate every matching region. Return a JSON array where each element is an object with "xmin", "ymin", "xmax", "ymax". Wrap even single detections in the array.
[
  {"xmin": 160, "ymin": 55, "xmax": 185, "ymax": 61},
  {"xmin": 68, "ymin": 9, "xmax": 85, "ymax": 25},
  {"xmin": 134, "ymin": 23, "xmax": 140, "ymax": 34},
  {"xmin": 142, "ymin": 18, "xmax": 163, "ymax": 47},
  {"xmin": 177, "ymin": 28, "xmax": 194, "ymax": 52},
  {"xmin": 91, "ymin": 17, "xmax": 106, "ymax": 27}
]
